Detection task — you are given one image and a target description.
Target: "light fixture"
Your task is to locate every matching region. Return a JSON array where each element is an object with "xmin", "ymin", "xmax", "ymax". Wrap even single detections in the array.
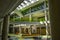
[
  {"xmin": 40, "ymin": 21, "xmax": 44, "ymax": 24},
  {"xmin": 47, "ymin": 21, "xmax": 50, "ymax": 23},
  {"xmin": 16, "ymin": 0, "xmax": 39, "ymax": 10},
  {"xmin": 19, "ymin": 5, "xmax": 23, "ymax": 9},
  {"xmin": 24, "ymin": 0, "xmax": 31, "ymax": 6},
  {"xmin": 16, "ymin": 7, "xmax": 20, "ymax": 10},
  {"xmin": 31, "ymin": 1, "xmax": 34, "ymax": 3},
  {"xmin": 20, "ymin": 7, "xmax": 23, "ymax": 9},
  {"xmin": 23, "ymin": 2, "xmax": 26, "ymax": 5},
  {"xmin": 29, "ymin": 0, "xmax": 34, "ymax": 3},
  {"xmin": 24, "ymin": 0, "xmax": 28, "ymax": 3},
  {"xmin": 26, "ymin": 2, "xmax": 30, "ymax": 6},
  {"xmin": 17, "ymin": 5, "xmax": 23, "ymax": 10},
  {"xmin": 21, "ymin": 3, "xmax": 26, "ymax": 7},
  {"xmin": 21, "ymin": 3, "xmax": 24, "ymax": 6},
  {"xmin": 29, "ymin": 0, "xmax": 37, "ymax": 3}
]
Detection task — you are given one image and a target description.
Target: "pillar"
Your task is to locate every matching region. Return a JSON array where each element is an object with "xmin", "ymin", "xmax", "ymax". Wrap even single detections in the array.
[
  {"xmin": 2, "ymin": 15, "xmax": 10, "ymax": 40},
  {"xmin": 29, "ymin": 15, "xmax": 32, "ymax": 22},
  {"xmin": 13, "ymin": 24, "xmax": 15, "ymax": 34},
  {"xmin": 0, "ymin": 21, "xmax": 3, "ymax": 34},
  {"xmin": 0, "ymin": 22, "xmax": 1, "ymax": 34},
  {"xmin": 49, "ymin": 0, "xmax": 60, "ymax": 40},
  {"xmin": 19, "ymin": 26, "xmax": 21, "ymax": 34}
]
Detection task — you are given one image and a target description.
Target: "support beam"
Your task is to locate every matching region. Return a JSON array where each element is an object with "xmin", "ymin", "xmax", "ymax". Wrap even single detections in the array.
[
  {"xmin": 49, "ymin": 0, "xmax": 60, "ymax": 40},
  {"xmin": 2, "ymin": 15, "xmax": 10, "ymax": 40}
]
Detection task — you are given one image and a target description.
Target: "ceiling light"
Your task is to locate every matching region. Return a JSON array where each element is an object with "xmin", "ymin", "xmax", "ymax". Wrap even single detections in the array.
[
  {"xmin": 18, "ymin": 5, "xmax": 21, "ymax": 8},
  {"xmin": 24, "ymin": 1, "xmax": 28, "ymax": 3},
  {"xmin": 31, "ymin": 1, "xmax": 34, "ymax": 3},
  {"xmin": 24, "ymin": 0, "xmax": 30, "ymax": 6},
  {"xmin": 16, "ymin": 7, "xmax": 20, "ymax": 10},
  {"xmin": 17, "ymin": 5, "xmax": 23, "ymax": 10},
  {"xmin": 21, "ymin": 3, "xmax": 25, "ymax": 6},
  {"xmin": 20, "ymin": 7, "xmax": 23, "ymax": 9},
  {"xmin": 30, "ymin": 0, "xmax": 36, "ymax": 3},
  {"xmin": 23, "ymin": 2, "xmax": 26, "ymax": 5},
  {"xmin": 26, "ymin": 2, "xmax": 30, "ymax": 6},
  {"xmin": 21, "ymin": 3, "xmax": 26, "ymax": 7}
]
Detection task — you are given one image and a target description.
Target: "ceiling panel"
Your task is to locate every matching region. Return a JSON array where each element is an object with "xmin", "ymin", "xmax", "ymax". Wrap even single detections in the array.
[{"xmin": 0, "ymin": 0, "xmax": 23, "ymax": 21}]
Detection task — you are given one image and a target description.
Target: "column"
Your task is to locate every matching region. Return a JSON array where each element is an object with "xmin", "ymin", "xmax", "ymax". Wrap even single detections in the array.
[
  {"xmin": 0, "ymin": 21, "xmax": 3, "ymax": 34},
  {"xmin": 13, "ymin": 24, "xmax": 15, "ymax": 34},
  {"xmin": 19, "ymin": 26, "xmax": 21, "ymax": 34},
  {"xmin": 29, "ymin": 15, "xmax": 32, "ymax": 22},
  {"xmin": 49, "ymin": 0, "xmax": 60, "ymax": 40},
  {"xmin": 2, "ymin": 15, "xmax": 10, "ymax": 40},
  {"xmin": 0, "ymin": 22, "xmax": 1, "ymax": 34}
]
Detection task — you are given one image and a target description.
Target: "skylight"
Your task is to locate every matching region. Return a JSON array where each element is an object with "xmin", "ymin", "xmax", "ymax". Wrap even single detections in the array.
[{"xmin": 17, "ymin": 0, "xmax": 39, "ymax": 10}]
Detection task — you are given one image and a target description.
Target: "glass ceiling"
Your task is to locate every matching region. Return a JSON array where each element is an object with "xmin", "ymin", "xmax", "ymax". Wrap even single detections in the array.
[{"xmin": 16, "ymin": 0, "xmax": 39, "ymax": 10}]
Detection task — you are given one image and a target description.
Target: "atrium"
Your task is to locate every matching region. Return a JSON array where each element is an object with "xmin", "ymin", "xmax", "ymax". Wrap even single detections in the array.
[{"xmin": 0, "ymin": 0, "xmax": 60, "ymax": 40}]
